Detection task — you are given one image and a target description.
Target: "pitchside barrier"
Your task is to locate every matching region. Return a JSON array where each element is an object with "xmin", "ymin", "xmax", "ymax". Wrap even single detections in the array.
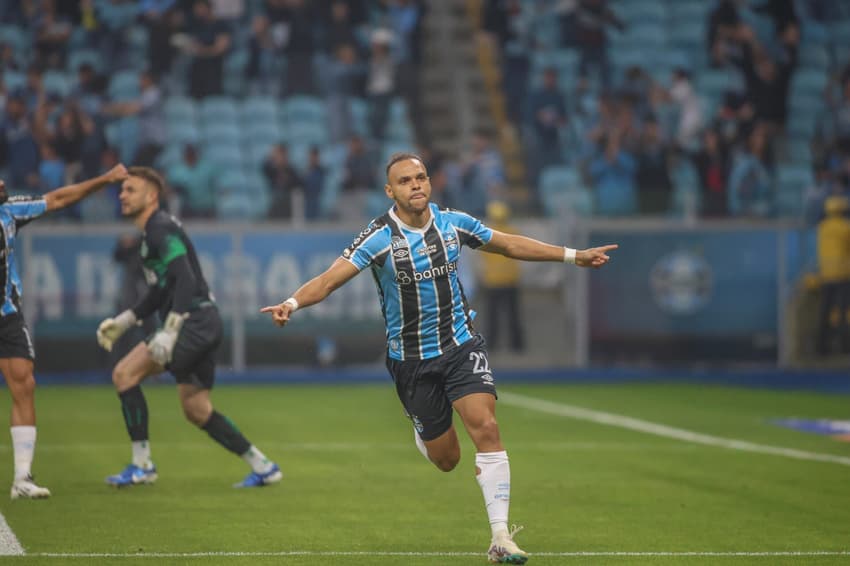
[{"xmin": 19, "ymin": 219, "xmax": 814, "ymax": 374}]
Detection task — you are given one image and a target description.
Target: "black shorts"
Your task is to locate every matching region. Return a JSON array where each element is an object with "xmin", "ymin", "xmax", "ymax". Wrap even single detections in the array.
[
  {"xmin": 386, "ymin": 334, "xmax": 497, "ymax": 441},
  {"xmin": 151, "ymin": 306, "xmax": 222, "ymax": 389},
  {"xmin": 0, "ymin": 314, "xmax": 35, "ymax": 361}
]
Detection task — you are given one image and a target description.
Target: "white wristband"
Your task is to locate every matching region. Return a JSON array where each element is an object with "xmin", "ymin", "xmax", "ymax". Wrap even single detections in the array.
[
  {"xmin": 563, "ymin": 247, "xmax": 577, "ymax": 264},
  {"xmin": 283, "ymin": 297, "xmax": 299, "ymax": 312}
]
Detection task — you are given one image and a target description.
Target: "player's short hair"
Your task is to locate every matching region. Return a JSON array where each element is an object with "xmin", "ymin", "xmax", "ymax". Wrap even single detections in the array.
[
  {"xmin": 385, "ymin": 152, "xmax": 424, "ymax": 179},
  {"xmin": 128, "ymin": 166, "xmax": 165, "ymax": 195}
]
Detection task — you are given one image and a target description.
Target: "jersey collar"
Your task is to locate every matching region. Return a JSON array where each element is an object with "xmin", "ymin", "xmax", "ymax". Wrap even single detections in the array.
[{"xmin": 389, "ymin": 204, "xmax": 434, "ymax": 234}]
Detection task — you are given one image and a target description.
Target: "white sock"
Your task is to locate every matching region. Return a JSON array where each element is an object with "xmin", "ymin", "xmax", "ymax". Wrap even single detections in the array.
[
  {"xmin": 132, "ymin": 441, "xmax": 153, "ymax": 469},
  {"xmin": 241, "ymin": 445, "xmax": 274, "ymax": 474},
  {"xmin": 11, "ymin": 426, "xmax": 36, "ymax": 481},
  {"xmin": 414, "ymin": 429, "xmax": 431, "ymax": 462},
  {"xmin": 476, "ymin": 450, "xmax": 511, "ymax": 539}
]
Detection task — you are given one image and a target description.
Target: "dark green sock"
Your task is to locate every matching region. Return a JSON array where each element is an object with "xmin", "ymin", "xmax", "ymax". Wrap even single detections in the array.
[
  {"xmin": 201, "ymin": 411, "xmax": 251, "ymax": 456},
  {"xmin": 118, "ymin": 386, "xmax": 148, "ymax": 442}
]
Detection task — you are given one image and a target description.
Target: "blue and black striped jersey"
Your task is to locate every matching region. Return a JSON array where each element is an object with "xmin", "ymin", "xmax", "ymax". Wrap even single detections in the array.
[
  {"xmin": 342, "ymin": 203, "xmax": 493, "ymax": 361},
  {"xmin": 0, "ymin": 196, "xmax": 48, "ymax": 316}
]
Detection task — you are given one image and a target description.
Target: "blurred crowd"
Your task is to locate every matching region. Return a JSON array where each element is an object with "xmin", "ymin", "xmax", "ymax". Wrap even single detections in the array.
[
  {"xmin": 0, "ymin": 0, "xmax": 427, "ymax": 221},
  {"xmin": 482, "ymin": 0, "xmax": 850, "ymax": 220}
]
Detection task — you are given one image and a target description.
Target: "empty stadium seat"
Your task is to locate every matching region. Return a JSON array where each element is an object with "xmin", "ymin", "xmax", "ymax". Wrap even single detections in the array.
[
  {"xmin": 200, "ymin": 96, "xmax": 239, "ymax": 124},
  {"xmin": 164, "ymin": 97, "xmax": 198, "ymax": 125},
  {"xmin": 108, "ymin": 70, "xmax": 140, "ymax": 101}
]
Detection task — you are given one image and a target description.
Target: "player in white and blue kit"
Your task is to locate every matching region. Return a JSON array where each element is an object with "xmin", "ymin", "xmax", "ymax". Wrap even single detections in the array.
[
  {"xmin": 262, "ymin": 153, "xmax": 617, "ymax": 564},
  {"xmin": 0, "ymin": 165, "xmax": 129, "ymax": 499}
]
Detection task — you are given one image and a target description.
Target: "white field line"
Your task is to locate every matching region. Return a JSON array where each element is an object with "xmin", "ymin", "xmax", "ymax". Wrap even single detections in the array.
[
  {"xmin": 0, "ymin": 512, "xmax": 24, "ymax": 556},
  {"xmin": 28, "ymin": 550, "xmax": 850, "ymax": 559},
  {"xmin": 0, "ymin": 441, "xmax": 705, "ymax": 453},
  {"xmin": 499, "ymin": 392, "xmax": 850, "ymax": 467}
]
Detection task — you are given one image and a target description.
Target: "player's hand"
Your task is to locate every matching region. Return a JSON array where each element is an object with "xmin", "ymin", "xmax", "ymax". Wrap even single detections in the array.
[
  {"xmin": 576, "ymin": 244, "xmax": 618, "ymax": 268},
  {"xmin": 105, "ymin": 164, "xmax": 129, "ymax": 184},
  {"xmin": 148, "ymin": 329, "xmax": 178, "ymax": 365},
  {"xmin": 146, "ymin": 312, "xmax": 187, "ymax": 365},
  {"xmin": 96, "ymin": 310, "xmax": 137, "ymax": 352},
  {"xmin": 260, "ymin": 302, "xmax": 296, "ymax": 327}
]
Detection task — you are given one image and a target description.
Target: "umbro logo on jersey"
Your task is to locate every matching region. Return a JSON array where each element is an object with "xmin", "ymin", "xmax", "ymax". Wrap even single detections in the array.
[{"xmin": 393, "ymin": 249, "xmax": 409, "ymax": 258}]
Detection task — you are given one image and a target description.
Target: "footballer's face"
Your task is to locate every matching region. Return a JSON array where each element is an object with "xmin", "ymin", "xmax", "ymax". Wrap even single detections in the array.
[
  {"xmin": 119, "ymin": 175, "xmax": 156, "ymax": 218},
  {"xmin": 385, "ymin": 159, "xmax": 431, "ymax": 216}
]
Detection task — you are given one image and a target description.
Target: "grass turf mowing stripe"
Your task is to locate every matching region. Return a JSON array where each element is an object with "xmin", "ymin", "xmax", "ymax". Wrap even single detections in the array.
[
  {"xmin": 28, "ymin": 551, "xmax": 850, "ymax": 558},
  {"xmin": 0, "ymin": 512, "xmax": 24, "ymax": 556},
  {"xmin": 499, "ymin": 392, "xmax": 850, "ymax": 467}
]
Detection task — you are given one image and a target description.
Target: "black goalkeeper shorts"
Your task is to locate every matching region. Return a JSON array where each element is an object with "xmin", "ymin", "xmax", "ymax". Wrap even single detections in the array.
[{"xmin": 155, "ymin": 306, "xmax": 222, "ymax": 390}]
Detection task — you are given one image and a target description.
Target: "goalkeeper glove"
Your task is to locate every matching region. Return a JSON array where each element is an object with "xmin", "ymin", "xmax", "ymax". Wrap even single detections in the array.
[
  {"xmin": 148, "ymin": 312, "xmax": 188, "ymax": 366},
  {"xmin": 96, "ymin": 310, "xmax": 138, "ymax": 352}
]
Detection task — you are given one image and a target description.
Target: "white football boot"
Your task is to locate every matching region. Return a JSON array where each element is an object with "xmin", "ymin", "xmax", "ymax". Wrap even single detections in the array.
[
  {"xmin": 487, "ymin": 525, "xmax": 528, "ymax": 564},
  {"xmin": 10, "ymin": 475, "xmax": 51, "ymax": 500}
]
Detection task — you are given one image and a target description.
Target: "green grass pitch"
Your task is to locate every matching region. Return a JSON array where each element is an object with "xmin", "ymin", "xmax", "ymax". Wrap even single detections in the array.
[{"xmin": 0, "ymin": 382, "xmax": 848, "ymax": 565}]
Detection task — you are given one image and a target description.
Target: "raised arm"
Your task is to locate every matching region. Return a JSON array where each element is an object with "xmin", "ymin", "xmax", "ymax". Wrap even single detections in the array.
[
  {"xmin": 260, "ymin": 258, "xmax": 360, "ymax": 327},
  {"xmin": 44, "ymin": 165, "xmax": 128, "ymax": 212},
  {"xmin": 480, "ymin": 230, "xmax": 618, "ymax": 268}
]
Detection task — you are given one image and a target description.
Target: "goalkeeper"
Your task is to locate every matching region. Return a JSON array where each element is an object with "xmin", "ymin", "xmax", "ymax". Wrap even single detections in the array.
[{"xmin": 97, "ymin": 166, "xmax": 281, "ymax": 488}]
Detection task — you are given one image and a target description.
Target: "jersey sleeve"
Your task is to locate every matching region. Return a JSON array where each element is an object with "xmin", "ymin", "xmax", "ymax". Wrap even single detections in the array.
[
  {"xmin": 341, "ymin": 222, "xmax": 391, "ymax": 271},
  {"xmin": 448, "ymin": 210, "xmax": 493, "ymax": 249},
  {"xmin": 7, "ymin": 196, "xmax": 48, "ymax": 228}
]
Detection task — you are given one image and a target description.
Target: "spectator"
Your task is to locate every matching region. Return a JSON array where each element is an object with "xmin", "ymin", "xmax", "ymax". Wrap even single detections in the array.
[
  {"xmin": 48, "ymin": 107, "xmax": 84, "ymax": 176},
  {"xmin": 730, "ymin": 26, "xmax": 798, "ymax": 129},
  {"xmin": 326, "ymin": 43, "xmax": 366, "ymax": 143},
  {"xmin": 668, "ymin": 69, "xmax": 704, "ymax": 152},
  {"xmin": 590, "ymin": 131, "xmax": 637, "ymax": 216},
  {"xmin": 0, "ymin": 95, "xmax": 40, "ymax": 191},
  {"xmin": 141, "ymin": 2, "xmax": 183, "ymax": 79},
  {"xmin": 635, "ymin": 120, "xmax": 672, "ymax": 215},
  {"xmin": 38, "ymin": 142, "xmax": 65, "ymax": 192},
  {"xmin": 481, "ymin": 0, "xmax": 530, "ymax": 127},
  {"xmin": 303, "ymin": 145, "xmax": 325, "ymax": 221},
  {"xmin": 33, "ymin": 0, "xmax": 72, "ymax": 70},
  {"xmin": 323, "ymin": 1, "xmax": 358, "ymax": 54},
  {"xmin": 71, "ymin": 62, "xmax": 106, "ymax": 117},
  {"xmin": 456, "ymin": 131, "xmax": 505, "ymax": 217},
  {"xmin": 101, "ymin": 70, "xmax": 166, "ymax": 166},
  {"xmin": 527, "ymin": 67, "xmax": 567, "ymax": 175},
  {"xmin": 280, "ymin": 0, "xmax": 317, "ymax": 95},
  {"xmin": 167, "ymin": 144, "xmax": 217, "ymax": 218},
  {"xmin": 728, "ymin": 126, "xmax": 773, "ymax": 217},
  {"xmin": 182, "ymin": 0, "xmax": 231, "ymax": 99},
  {"xmin": 708, "ymin": 0, "xmax": 744, "ymax": 67},
  {"xmin": 339, "ymin": 135, "xmax": 377, "ymax": 221},
  {"xmin": 816, "ymin": 196, "xmax": 850, "ymax": 355},
  {"xmin": 263, "ymin": 143, "xmax": 303, "ymax": 220},
  {"xmin": 479, "ymin": 201, "xmax": 525, "ymax": 353},
  {"xmin": 694, "ymin": 129, "xmax": 730, "ymax": 217},
  {"xmin": 366, "ymin": 28, "xmax": 396, "ymax": 141},
  {"xmin": 574, "ymin": 0, "xmax": 624, "ymax": 88}
]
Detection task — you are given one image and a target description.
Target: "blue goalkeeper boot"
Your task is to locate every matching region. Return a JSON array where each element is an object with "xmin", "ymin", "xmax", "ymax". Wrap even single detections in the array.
[
  {"xmin": 233, "ymin": 463, "xmax": 282, "ymax": 488},
  {"xmin": 105, "ymin": 463, "xmax": 158, "ymax": 487}
]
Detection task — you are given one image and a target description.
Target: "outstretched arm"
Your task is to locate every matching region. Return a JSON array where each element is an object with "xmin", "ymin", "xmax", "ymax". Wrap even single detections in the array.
[
  {"xmin": 44, "ymin": 165, "xmax": 128, "ymax": 212},
  {"xmin": 480, "ymin": 230, "xmax": 618, "ymax": 268},
  {"xmin": 260, "ymin": 258, "xmax": 360, "ymax": 326}
]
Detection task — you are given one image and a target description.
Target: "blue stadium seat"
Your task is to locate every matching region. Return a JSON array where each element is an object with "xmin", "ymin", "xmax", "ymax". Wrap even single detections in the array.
[
  {"xmin": 43, "ymin": 70, "xmax": 70, "ymax": 97},
  {"xmin": 280, "ymin": 121, "xmax": 328, "ymax": 146},
  {"xmin": 790, "ymin": 69, "xmax": 828, "ymax": 97},
  {"xmin": 202, "ymin": 121, "xmax": 241, "ymax": 144},
  {"xmin": 105, "ymin": 117, "xmax": 139, "ymax": 163},
  {"xmin": 538, "ymin": 166, "xmax": 592, "ymax": 217},
  {"xmin": 244, "ymin": 121, "xmax": 282, "ymax": 146},
  {"xmin": 348, "ymin": 98, "xmax": 370, "ymax": 136},
  {"xmin": 799, "ymin": 45, "xmax": 830, "ymax": 69},
  {"xmin": 3, "ymin": 69, "xmax": 25, "ymax": 92},
  {"xmin": 281, "ymin": 95, "xmax": 327, "ymax": 126},
  {"xmin": 203, "ymin": 144, "xmax": 245, "ymax": 171},
  {"xmin": 697, "ymin": 68, "xmax": 746, "ymax": 98},
  {"xmin": 829, "ymin": 21, "xmax": 850, "ymax": 45},
  {"xmin": 108, "ymin": 70, "xmax": 140, "ymax": 101},
  {"xmin": 164, "ymin": 97, "xmax": 198, "ymax": 125},
  {"xmin": 67, "ymin": 48, "xmax": 104, "ymax": 73},
  {"xmin": 166, "ymin": 121, "xmax": 201, "ymax": 145},
  {"xmin": 0, "ymin": 25, "xmax": 28, "ymax": 53},
  {"xmin": 240, "ymin": 96, "xmax": 279, "ymax": 125},
  {"xmin": 200, "ymin": 96, "xmax": 238, "ymax": 124}
]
